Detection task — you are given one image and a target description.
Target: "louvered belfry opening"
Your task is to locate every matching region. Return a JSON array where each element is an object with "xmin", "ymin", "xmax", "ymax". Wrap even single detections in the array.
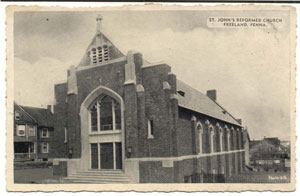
[
  {"xmin": 90, "ymin": 44, "xmax": 110, "ymax": 65},
  {"xmin": 87, "ymin": 15, "xmax": 111, "ymax": 65}
]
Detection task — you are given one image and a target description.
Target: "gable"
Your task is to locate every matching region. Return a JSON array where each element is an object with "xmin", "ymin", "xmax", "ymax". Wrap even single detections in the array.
[
  {"xmin": 14, "ymin": 103, "xmax": 37, "ymax": 124},
  {"xmin": 78, "ymin": 32, "xmax": 125, "ymax": 67}
]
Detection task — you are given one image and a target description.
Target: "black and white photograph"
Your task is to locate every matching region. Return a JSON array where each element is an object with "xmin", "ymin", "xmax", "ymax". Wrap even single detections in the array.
[{"xmin": 5, "ymin": 5, "xmax": 296, "ymax": 191}]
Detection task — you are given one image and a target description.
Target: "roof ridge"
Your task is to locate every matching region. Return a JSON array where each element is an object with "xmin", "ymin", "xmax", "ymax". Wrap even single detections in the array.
[
  {"xmin": 21, "ymin": 105, "xmax": 49, "ymax": 111},
  {"xmin": 212, "ymin": 100, "xmax": 240, "ymax": 125},
  {"xmin": 16, "ymin": 104, "xmax": 38, "ymax": 123}
]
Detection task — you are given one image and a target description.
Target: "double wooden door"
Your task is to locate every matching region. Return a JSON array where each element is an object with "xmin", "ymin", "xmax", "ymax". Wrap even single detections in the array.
[{"xmin": 90, "ymin": 142, "xmax": 122, "ymax": 170}]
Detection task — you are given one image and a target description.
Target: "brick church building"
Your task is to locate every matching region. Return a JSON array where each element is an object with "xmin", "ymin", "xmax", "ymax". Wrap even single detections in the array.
[{"xmin": 52, "ymin": 15, "xmax": 247, "ymax": 183}]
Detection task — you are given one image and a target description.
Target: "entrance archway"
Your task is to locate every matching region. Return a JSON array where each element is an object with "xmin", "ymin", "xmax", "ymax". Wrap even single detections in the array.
[{"xmin": 80, "ymin": 86, "xmax": 125, "ymax": 171}]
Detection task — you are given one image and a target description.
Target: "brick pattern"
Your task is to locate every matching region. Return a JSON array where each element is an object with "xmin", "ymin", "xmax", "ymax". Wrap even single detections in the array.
[
  {"xmin": 52, "ymin": 83, "xmax": 69, "ymax": 158},
  {"xmin": 139, "ymin": 161, "xmax": 175, "ymax": 183}
]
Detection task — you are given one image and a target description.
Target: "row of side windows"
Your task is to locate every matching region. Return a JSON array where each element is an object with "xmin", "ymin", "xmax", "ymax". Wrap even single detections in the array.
[{"xmin": 196, "ymin": 121, "xmax": 243, "ymax": 154}]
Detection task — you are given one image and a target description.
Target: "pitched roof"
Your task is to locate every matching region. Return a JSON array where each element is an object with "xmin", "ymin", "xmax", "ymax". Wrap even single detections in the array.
[
  {"xmin": 176, "ymin": 80, "xmax": 241, "ymax": 126},
  {"xmin": 18, "ymin": 105, "xmax": 55, "ymax": 127},
  {"xmin": 14, "ymin": 103, "xmax": 37, "ymax": 125}
]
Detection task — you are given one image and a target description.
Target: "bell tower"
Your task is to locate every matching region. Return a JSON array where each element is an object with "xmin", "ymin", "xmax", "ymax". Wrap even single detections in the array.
[
  {"xmin": 89, "ymin": 15, "xmax": 111, "ymax": 64},
  {"xmin": 78, "ymin": 14, "xmax": 125, "ymax": 67}
]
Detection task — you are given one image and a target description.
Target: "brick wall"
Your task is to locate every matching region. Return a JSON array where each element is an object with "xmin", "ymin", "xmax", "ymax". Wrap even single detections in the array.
[
  {"xmin": 139, "ymin": 161, "xmax": 175, "ymax": 183},
  {"xmin": 52, "ymin": 83, "xmax": 69, "ymax": 158},
  {"xmin": 138, "ymin": 64, "xmax": 174, "ymax": 157}
]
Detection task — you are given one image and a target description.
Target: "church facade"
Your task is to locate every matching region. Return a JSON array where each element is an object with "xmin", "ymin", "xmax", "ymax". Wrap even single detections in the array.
[{"xmin": 52, "ymin": 15, "xmax": 247, "ymax": 183}]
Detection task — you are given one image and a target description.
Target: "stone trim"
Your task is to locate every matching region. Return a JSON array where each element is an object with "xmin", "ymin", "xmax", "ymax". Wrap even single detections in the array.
[
  {"xmin": 54, "ymin": 80, "xmax": 67, "ymax": 85},
  {"xmin": 170, "ymin": 94, "xmax": 178, "ymax": 100},
  {"xmin": 141, "ymin": 61, "xmax": 167, "ymax": 69},
  {"xmin": 124, "ymin": 50, "xmax": 138, "ymax": 85},
  {"xmin": 136, "ymin": 84, "xmax": 145, "ymax": 93},
  {"xmin": 163, "ymin": 81, "xmax": 171, "ymax": 90},
  {"xmin": 76, "ymin": 56, "xmax": 127, "ymax": 72},
  {"xmin": 126, "ymin": 149, "xmax": 245, "ymax": 162}
]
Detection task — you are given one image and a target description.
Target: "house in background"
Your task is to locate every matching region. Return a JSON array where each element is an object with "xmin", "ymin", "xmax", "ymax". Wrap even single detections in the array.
[
  {"xmin": 249, "ymin": 137, "xmax": 290, "ymax": 172},
  {"xmin": 14, "ymin": 102, "xmax": 55, "ymax": 162},
  {"xmin": 51, "ymin": 15, "xmax": 248, "ymax": 183}
]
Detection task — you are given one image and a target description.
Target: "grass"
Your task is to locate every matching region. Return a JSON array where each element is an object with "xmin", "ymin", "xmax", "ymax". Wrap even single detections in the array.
[
  {"xmin": 14, "ymin": 161, "xmax": 53, "ymax": 170},
  {"xmin": 14, "ymin": 167, "xmax": 60, "ymax": 184}
]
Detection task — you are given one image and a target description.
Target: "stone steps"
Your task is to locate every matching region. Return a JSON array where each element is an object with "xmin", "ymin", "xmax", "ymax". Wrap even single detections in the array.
[{"xmin": 63, "ymin": 170, "xmax": 130, "ymax": 184}]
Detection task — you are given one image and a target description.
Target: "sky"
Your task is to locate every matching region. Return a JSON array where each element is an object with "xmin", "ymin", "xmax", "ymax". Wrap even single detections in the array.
[{"xmin": 13, "ymin": 10, "xmax": 292, "ymax": 141}]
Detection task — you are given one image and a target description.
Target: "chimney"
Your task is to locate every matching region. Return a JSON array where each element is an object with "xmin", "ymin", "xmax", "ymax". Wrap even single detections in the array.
[
  {"xmin": 206, "ymin": 90, "xmax": 217, "ymax": 101},
  {"xmin": 237, "ymin": 119, "xmax": 242, "ymax": 125},
  {"xmin": 47, "ymin": 105, "xmax": 52, "ymax": 113}
]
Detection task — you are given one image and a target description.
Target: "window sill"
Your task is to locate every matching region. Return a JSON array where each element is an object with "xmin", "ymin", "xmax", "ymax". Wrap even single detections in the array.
[{"xmin": 89, "ymin": 130, "xmax": 121, "ymax": 135}]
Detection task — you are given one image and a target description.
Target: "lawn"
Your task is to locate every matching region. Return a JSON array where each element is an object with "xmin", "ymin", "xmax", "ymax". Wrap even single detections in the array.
[{"xmin": 14, "ymin": 167, "xmax": 59, "ymax": 183}]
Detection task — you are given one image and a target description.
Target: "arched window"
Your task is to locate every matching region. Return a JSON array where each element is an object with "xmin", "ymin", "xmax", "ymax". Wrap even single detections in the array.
[
  {"xmin": 230, "ymin": 127, "xmax": 235, "ymax": 151},
  {"xmin": 89, "ymin": 95, "xmax": 121, "ymax": 132},
  {"xmin": 209, "ymin": 126, "xmax": 215, "ymax": 153},
  {"xmin": 226, "ymin": 128, "xmax": 231, "ymax": 151},
  {"xmin": 236, "ymin": 128, "xmax": 240, "ymax": 150},
  {"xmin": 196, "ymin": 122, "xmax": 203, "ymax": 154},
  {"xmin": 218, "ymin": 127, "xmax": 223, "ymax": 152},
  {"xmin": 241, "ymin": 129, "xmax": 245, "ymax": 149}
]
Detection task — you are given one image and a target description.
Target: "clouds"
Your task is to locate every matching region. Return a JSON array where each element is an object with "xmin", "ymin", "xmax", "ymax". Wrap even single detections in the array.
[
  {"xmin": 14, "ymin": 57, "xmax": 70, "ymax": 107},
  {"xmin": 13, "ymin": 11, "xmax": 292, "ymax": 140}
]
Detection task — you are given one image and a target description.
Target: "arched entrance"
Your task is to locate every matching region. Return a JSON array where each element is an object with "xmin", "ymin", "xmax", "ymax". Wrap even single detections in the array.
[{"xmin": 80, "ymin": 86, "xmax": 125, "ymax": 171}]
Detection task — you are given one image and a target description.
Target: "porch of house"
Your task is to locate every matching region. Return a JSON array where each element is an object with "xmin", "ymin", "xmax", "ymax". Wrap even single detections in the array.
[{"xmin": 14, "ymin": 142, "xmax": 37, "ymax": 162}]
